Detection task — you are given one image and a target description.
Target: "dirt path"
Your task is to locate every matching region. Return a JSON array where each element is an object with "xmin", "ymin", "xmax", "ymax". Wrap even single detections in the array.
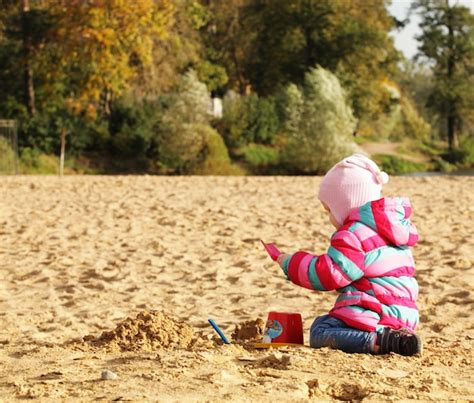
[{"xmin": 360, "ymin": 141, "xmax": 428, "ymax": 163}]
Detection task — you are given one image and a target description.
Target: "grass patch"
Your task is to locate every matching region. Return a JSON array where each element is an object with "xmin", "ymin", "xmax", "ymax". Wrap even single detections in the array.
[
  {"xmin": 20, "ymin": 148, "xmax": 58, "ymax": 174},
  {"xmin": 241, "ymin": 143, "xmax": 279, "ymax": 167},
  {"xmin": 19, "ymin": 148, "xmax": 97, "ymax": 174},
  {"xmin": 440, "ymin": 137, "xmax": 474, "ymax": 168},
  {"xmin": 193, "ymin": 127, "xmax": 245, "ymax": 175},
  {"xmin": 0, "ymin": 137, "xmax": 17, "ymax": 173},
  {"xmin": 372, "ymin": 154, "xmax": 427, "ymax": 175}
]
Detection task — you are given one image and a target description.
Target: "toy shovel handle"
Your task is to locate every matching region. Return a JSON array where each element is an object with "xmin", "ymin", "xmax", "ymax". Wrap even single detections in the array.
[{"xmin": 261, "ymin": 240, "xmax": 282, "ymax": 261}]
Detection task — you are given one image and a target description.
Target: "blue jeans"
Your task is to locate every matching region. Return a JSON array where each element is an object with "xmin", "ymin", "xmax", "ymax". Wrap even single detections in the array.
[{"xmin": 310, "ymin": 315, "xmax": 376, "ymax": 354}]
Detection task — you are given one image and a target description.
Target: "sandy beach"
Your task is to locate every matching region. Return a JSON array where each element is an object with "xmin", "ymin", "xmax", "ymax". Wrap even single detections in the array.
[{"xmin": 0, "ymin": 175, "xmax": 473, "ymax": 401}]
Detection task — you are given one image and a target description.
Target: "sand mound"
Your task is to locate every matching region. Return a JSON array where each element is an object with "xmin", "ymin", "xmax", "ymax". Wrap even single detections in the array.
[
  {"xmin": 87, "ymin": 310, "xmax": 198, "ymax": 351},
  {"xmin": 231, "ymin": 318, "xmax": 265, "ymax": 342}
]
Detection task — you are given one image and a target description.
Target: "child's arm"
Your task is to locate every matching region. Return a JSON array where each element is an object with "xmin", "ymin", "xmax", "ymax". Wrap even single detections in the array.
[
  {"xmin": 277, "ymin": 230, "xmax": 365, "ymax": 291},
  {"xmin": 407, "ymin": 222, "xmax": 419, "ymax": 246}
]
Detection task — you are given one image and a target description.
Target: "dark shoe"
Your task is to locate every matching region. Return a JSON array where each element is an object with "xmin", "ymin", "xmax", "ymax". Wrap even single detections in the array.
[{"xmin": 377, "ymin": 328, "xmax": 422, "ymax": 356}]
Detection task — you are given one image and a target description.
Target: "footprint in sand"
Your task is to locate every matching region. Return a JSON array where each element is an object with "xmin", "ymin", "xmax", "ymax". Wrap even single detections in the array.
[
  {"xmin": 226, "ymin": 276, "xmax": 240, "ymax": 285},
  {"xmin": 61, "ymin": 300, "xmax": 76, "ymax": 308},
  {"xmin": 439, "ymin": 290, "xmax": 472, "ymax": 305}
]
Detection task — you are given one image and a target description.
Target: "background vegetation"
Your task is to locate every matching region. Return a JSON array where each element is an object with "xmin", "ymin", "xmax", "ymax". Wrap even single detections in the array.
[{"xmin": 0, "ymin": 0, "xmax": 473, "ymax": 175}]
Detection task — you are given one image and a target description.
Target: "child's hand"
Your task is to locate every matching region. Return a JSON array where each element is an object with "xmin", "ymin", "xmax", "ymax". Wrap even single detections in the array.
[{"xmin": 276, "ymin": 253, "xmax": 291, "ymax": 267}]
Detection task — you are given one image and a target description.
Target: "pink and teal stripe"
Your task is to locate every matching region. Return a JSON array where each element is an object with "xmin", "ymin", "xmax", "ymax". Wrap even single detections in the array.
[{"xmin": 279, "ymin": 197, "xmax": 419, "ymax": 333}]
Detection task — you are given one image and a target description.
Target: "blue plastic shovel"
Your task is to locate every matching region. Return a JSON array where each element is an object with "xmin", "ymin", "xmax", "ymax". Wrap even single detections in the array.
[{"xmin": 208, "ymin": 318, "xmax": 231, "ymax": 344}]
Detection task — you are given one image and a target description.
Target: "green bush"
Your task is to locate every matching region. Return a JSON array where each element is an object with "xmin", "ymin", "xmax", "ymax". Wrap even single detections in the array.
[
  {"xmin": 108, "ymin": 95, "xmax": 166, "ymax": 158},
  {"xmin": 243, "ymin": 95, "xmax": 279, "ymax": 145},
  {"xmin": 279, "ymin": 66, "xmax": 357, "ymax": 174},
  {"xmin": 373, "ymin": 154, "xmax": 427, "ymax": 175},
  {"xmin": 391, "ymin": 97, "xmax": 431, "ymax": 141},
  {"xmin": 165, "ymin": 69, "xmax": 213, "ymax": 126},
  {"xmin": 19, "ymin": 114, "xmax": 59, "ymax": 154},
  {"xmin": 414, "ymin": 140, "xmax": 444, "ymax": 157},
  {"xmin": 241, "ymin": 143, "xmax": 279, "ymax": 167},
  {"xmin": 219, "ymin": 92, "xmax": 279, "ymax": 149},
  {"xmin": 219, "ymin": 90, "xmax": 248, "ymax": 149},
  {"xmin": 19, "ymin": 147, "xmax": 40, "ymax": 169},
  {"xmin": 440, "ymin": 136, "xmax": 474, "ymax": 167},
  {"xmin": 19, "ymin": 148, "xmax": 59, "ymax": 174},
  {"xmin": 0, "ymin": 137, "xmax": 16, "ymax": 173},
  {"xmin": 156, "ymin": 123, "xmax": 208, "ymax": 173},
  {"xmin": 154, "ymin": 71, "xmax": 215, "ymax": 173},
  {"xmin": 371, "ymin": 104, "xmax": 401, "ymax": 141},
  {"xmin": 460, "ymin": 136, "xmax": 474, "ymax": 166},
  {"xmin": 195, "ymin": 60, "xmax": 228, "ymax": 93},
  {"xmin": 432, "ymin": 157, "xmax": 456, "ymax": 173},
  {"xmin": 192, "ymin": 125, "xmax": 244, "ymax": 175},
  {"xmin": 19, "ymin": 110, "xmax": 98, "ymax": 156}
]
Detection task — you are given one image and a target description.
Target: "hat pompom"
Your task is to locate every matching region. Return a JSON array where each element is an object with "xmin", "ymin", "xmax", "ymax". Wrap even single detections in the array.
[{"xmin": 377, "ymin": 171, "xmax": 389, "ymax": 185}]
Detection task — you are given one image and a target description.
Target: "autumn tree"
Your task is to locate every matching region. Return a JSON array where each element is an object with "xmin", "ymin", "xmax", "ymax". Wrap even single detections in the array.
[
  {"xmin": 45, "ymin": 0, "xmax": 173, "ymax": 118},
  {"xmin": 413, "ymin": 0, "xmax": 474, "ymax": 149},
  {"xmin": 131, "ymin": 1, "xmax": 217, "ymax": 96}
]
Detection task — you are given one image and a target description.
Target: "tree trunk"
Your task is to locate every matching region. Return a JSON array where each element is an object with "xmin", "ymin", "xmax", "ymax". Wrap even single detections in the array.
[
  {"xmin": 446, "ymin": 0, "xmax": 457, "ymax": 150},
  {"xmin": 22, "ymin": 0, "xmax": 36, "ymax": 117},
  {"xmin": 447, "ymin": 115, "xmax": 459, "ymax": 150},
  {"xmin": 24, "ymin": 55, "xmax": 35, "ymax": 116}
]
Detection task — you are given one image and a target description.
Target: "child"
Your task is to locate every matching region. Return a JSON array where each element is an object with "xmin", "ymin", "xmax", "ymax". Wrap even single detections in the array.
[{"xmin": 275, "ymin": 154, "xmax": 421, "ymax": 356}]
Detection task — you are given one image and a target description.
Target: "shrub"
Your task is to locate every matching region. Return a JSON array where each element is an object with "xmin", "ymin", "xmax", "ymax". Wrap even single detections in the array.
[
  {"xmin": 108, "ymin": 95, "xmax": 165, "ymax": 158},
  {"xmin": 195, "ymin": 60, "xmax": 228, "ymax": 93},
  {"xmin": 460, "ymin": 136, "xmax": 474, "ymax": 167},
  {"xmin": 0, "ymin": 136, "xmax": 16, "ymax": 173},
  {"xmin": 155, "ymin": 70, "xmax": 213, "ymax": 173},
  {"xmin": 193, "ymin": 125, "xmax": 244, "ymax": 175},
  {"xmin": 241, "ymin": 143, "xmax": 279, "ymax": 167},
  {"xmin": 391, "ymin": 97, "xmax": 431, "ymax": 141},
  {"xmin": 166, "ymin": 69, "xmax": 212, "ymax": 126},
  {"xmin": 219, "ymin": 90, "xmax": 248, "ymax": 149},
  {"xmin": 219, "ymin": 92, "xmax": 279, "ymax": 149},
  {"xmin": 19, "ymin": 147, "xmax": 40, "ymax": 169},
  {"xmin": 19, "ymin": 114, "xmax": 59, "ymax": 154},
  {"xmin": 243, "ymin": 95, "xmax": 279, "ymax": 145},
  {"xmin": 279, "ymin": 66, "xmax": 357, "ymax": 174},
  {"xmin": 19, "ymin": 147, "xmax": 59, "ymax": 174},
  {"xmin": 19, "ymin": 110, "xmax": 98, "ymax": 156},
  {"xmin": 157, "ymin": 123, "xmax": 208, "ymax": 173},
  {"xmin": 440, "ymin": 136, "xmax": 474, "ymax": 167},
  {"xmin": 432, "ymin": 157, "xmax": 456, "ymax": 173}
]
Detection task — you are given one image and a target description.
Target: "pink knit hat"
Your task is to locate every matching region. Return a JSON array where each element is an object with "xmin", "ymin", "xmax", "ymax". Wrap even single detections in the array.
[{"xmin": 318, "ymin": 154, "xmax": 389, "ymax": 226}]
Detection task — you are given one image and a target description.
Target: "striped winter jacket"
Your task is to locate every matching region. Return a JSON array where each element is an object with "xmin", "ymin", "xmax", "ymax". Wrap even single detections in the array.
[{"xmin": 281, "ymin": 197, "xmax": 419, "ymax": 333}]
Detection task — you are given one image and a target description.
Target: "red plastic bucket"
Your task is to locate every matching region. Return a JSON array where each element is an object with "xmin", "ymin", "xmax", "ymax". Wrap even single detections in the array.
[{"xmin": 262, "ymin": 312, "xmax": 304, "ymax": 345}]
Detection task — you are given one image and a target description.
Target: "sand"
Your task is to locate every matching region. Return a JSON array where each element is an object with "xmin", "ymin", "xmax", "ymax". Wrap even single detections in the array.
[{"xmin": 0, "ymin": 175, "xmax": 473, "ymax": 401}]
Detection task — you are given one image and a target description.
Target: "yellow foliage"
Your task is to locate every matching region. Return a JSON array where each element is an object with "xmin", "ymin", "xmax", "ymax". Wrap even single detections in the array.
[{"xmin": 45, "ymin": 0, "xmax": 174, "ymax": 115}]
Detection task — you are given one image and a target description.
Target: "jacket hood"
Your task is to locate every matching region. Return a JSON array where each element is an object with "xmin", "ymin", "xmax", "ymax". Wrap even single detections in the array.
[{"xmin": 346, "ymin": 197, "xmax": 419, "ymax": 247}]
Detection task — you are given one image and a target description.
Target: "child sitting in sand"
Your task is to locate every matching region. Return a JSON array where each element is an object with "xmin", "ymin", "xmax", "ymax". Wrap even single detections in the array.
[{"xmin": 275, "ymin": 154, "xmax": 421, "ymax": 356}]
